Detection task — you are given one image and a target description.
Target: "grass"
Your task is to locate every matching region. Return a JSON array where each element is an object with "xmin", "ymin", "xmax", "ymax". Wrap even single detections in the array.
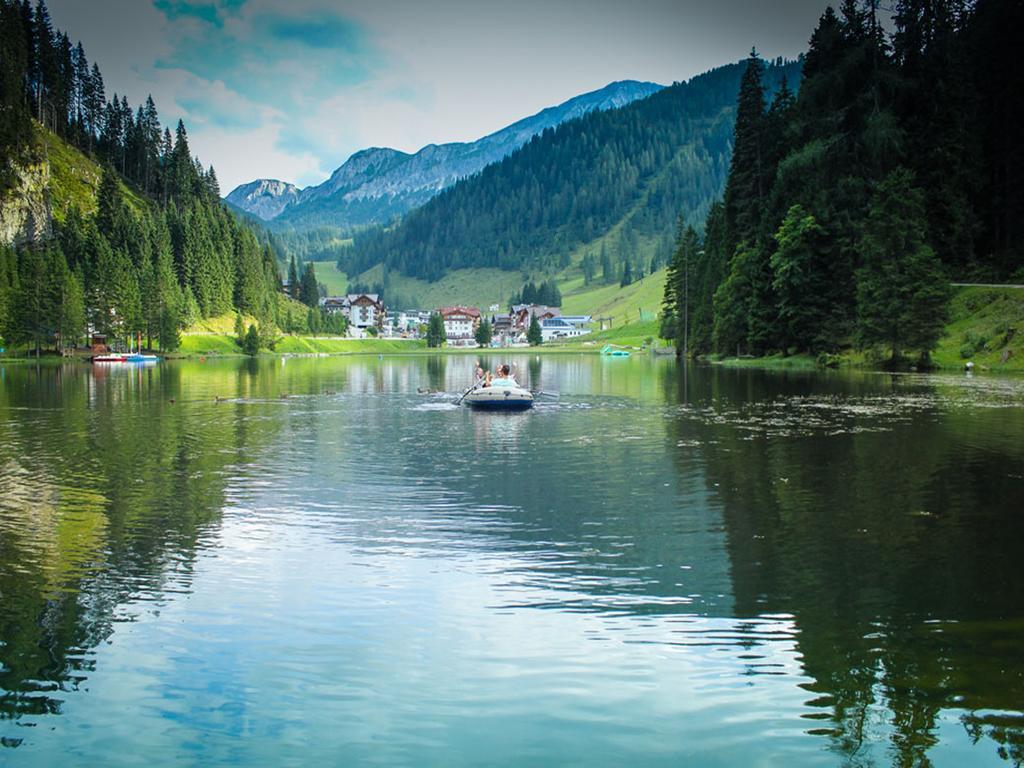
[
  {"xmin": 178, "ymin": 332, "xmax": 425, "ymax": 357},
  {"xmin": 932, "ymin": 286, "xmax": 1024, "ymax": 372},
  {"xmin": 309, "ymin": 261, "xmax": 349, "ymax": 294},
  {"xmin": 352, "ymin": 265, "xmax": 522, "ymax": 310},
  {"xmin": 560, "ymin": 270, "xmax": 667, "ymax": 329},
  {"xmin": 41, "ymin": 126, "xmax": 148, "ymax": 223}
]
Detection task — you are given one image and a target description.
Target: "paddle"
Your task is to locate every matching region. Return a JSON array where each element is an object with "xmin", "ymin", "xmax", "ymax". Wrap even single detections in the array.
[{"xmin": 455, "ymin": 377, "xmax": 484, "ymax": 405}]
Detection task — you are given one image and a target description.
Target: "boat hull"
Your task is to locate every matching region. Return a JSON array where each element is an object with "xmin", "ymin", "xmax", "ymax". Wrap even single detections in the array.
[{"xmin": 463, "ymin": 386, "xmax": 534, "ymax": 411}]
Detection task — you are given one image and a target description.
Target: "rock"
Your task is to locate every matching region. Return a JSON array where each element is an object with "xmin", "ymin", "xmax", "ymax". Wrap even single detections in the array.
[{"xmin": 0, "ymin": 161, "xmax": 52, "ymax": 246}]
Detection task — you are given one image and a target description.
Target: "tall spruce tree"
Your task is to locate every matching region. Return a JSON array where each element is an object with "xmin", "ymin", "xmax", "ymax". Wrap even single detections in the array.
[
  {"xmin": 769, "ymin": 205, "xmax": 833, "ymax": 353},
  {"xmin": 856, "ymin": 168, "xmax": 950, "ymax": 363}
]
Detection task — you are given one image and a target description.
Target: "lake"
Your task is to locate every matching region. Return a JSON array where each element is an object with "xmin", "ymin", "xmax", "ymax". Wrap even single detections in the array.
[{"xmin": 1, "ymin": 354, "xmax": 1022, "ymax": 766}]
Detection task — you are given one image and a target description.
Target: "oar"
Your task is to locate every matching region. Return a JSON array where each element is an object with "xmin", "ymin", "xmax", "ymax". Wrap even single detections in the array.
[
  {"xmin": 531, "ymin": 390, "xmax": 559, "ymax": 399},
  {"xmin": 455, "ymin": 378, "xmax": 483, "ymax": 405}
]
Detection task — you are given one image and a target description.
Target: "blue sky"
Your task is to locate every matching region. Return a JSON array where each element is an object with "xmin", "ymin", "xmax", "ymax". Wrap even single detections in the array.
[{"xmin": 47, "ymin": 0, "xmax": 835, "ymax": 193}]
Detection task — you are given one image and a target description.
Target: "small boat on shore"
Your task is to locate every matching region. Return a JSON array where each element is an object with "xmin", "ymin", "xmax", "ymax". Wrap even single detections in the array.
[
  {"xmin": 601, "ymin": 345, "xmax": 630, "ymax": 357},
  {"xmin": 462, "ymin": 382, "xmax": 534, "ymax": 411},
  {"xmin": 92, "ymin": 353, "xmax": 127, "ymax": 363}
]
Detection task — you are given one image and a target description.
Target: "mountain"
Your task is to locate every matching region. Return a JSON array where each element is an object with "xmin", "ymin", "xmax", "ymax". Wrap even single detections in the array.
[
  {"xmin": 346, "ymin": 60, "xmax": 801, "ymax": 281},
  {"xmin": 225, "ymin": 80, "xmax": 663, "ymax": 231},
  {"xmin": 224, "ymin": 179, "xmax": 300, "ymax": 221}
]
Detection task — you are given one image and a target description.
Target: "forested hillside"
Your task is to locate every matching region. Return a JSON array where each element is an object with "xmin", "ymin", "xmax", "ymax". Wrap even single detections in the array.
[
  {"xmin": 346, "ymin": 59, "xmax": 801, "ymax": 281},
  {"xmin": 659, "ymin": 0, "xmax": 1024, "ymax": 365},
  {"xmin": 0, "ymin": 0, "xmax": 287, "ymax": 354}
]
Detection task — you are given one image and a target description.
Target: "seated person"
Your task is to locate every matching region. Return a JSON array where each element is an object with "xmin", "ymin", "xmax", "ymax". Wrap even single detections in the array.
[{"xmin": 490, "ymin": 363, "xmax": 516, "ymax": 387}]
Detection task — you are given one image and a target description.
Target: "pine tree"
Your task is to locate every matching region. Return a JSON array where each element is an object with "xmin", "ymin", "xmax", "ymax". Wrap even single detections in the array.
[
  {"xmin": 242, "ymin": 323, "xmax": 260, "ymax": 356},
  {"xmin": 857, "ymin": 168, "xmax": 950, "ymax": 363},
  {"xmin": 55, "ymin": 252, "xmax": 85, "ymax": 350},
  {"xmin": 13, "ymin": 245, "xmax": 51, "ymax": 355},
  {"xmin": 234, "ymin": 312, "xmax": 244, "ymax": 344},
  {"xmin": 299, "ymin": 261, "xmax": 318, "ymax": 307},
  {"xmin": 724, "ymin": 50, "xmax": 768, "ymax": 252},
  {"xmin": 660, "ymin": 224, "xmax": 700, "ymax": 350},
  {"xmin": 306, "ymin": 307, "xmax": 320, "ymax": 336},
  {"xmin": 600, "ymin": 243, "xmax": 613, "ymax": 284},
  {"xmin": 769, "ymin": 205, "xmax": 833, "ymax": 353},
  {"xmin": 527, "ymin": 313, "xmax": 542, "ymax": 346},
  {"xmin": 475, "ymin": 318, "xmax": 492, "ymax": 347},
  {"xmin": 287, "ymin": 255, "xmax": 299, "ymax": 299},
  {"xmin": 426, "ymin": 312, "xmax": 446, "ymax": 347}
]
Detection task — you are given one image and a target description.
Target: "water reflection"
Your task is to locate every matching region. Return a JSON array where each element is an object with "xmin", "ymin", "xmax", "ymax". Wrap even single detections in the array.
[
  {"xmin": 661, "ymin": 363, "xmax": 1024, "ymax": 766},
  {"xmin": 0, "ymin": 356, "xmax": 1021, "ymax": 765}
]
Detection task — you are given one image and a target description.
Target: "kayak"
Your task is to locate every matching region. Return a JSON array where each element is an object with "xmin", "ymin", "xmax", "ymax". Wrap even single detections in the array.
[{"xmin": 463, "ymin": 384, "xmax": 534, "ymax": 411}]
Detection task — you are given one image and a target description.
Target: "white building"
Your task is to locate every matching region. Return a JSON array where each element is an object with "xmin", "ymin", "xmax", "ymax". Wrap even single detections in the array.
[
  {"xmin": 540, "ymin": 316, "xmax": 590, "ymax": 342},
  {"xmin": 320, "ymin": 294, "xmax": 386, "ymax": 329},
  {"xmin": 439, "ymin": 306, "xmax": 481, "ymax": 341}
]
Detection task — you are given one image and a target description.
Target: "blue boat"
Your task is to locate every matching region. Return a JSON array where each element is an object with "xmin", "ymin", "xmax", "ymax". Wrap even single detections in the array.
[{"xmin": 462, "ymin": 381, "xmax": 534, "ymax": 411}]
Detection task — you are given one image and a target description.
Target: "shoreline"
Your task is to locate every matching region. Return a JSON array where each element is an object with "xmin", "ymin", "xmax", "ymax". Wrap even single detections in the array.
[{"xmin": 3, "ymin": 343, "xmax": 1021, "ymax": 375}]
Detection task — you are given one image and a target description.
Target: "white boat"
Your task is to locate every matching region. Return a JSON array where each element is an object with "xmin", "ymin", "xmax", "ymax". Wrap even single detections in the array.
[{"xmin": 462, "ymin": 381, "xmax": 534, "ymax": 411}]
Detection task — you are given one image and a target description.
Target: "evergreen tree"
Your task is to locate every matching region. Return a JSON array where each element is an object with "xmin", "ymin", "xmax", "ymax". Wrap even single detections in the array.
[
  {"xmin": 242, "ymin": 323, "xmax": 260, "ymax": 356},
  {"xmin": 769, "ymin": 205, "xmax": 834, "ymax": 353},
  {"xmin": 13, "ymin": 245, "xmax": 51, "ymax": 355},
  {"xmin": 299, "ymin": 261, "xmax": 319, "ymax": 307},
  {"xmin": 306, "ymin": 307, "xmax": 320, "ymax": 336},
  {"xmin": 234, "ymin": 312, "xmax": 244, "ymax": 344},
  {"xmin": 426, "ymin": 312, "xmax": 446, "ymax": 347},
  {"xmin": 660, "ymin": 224, "xmax": 700, "ymax": 350},
  {"xmin": 475, "ymin": 318, "xmax": 492, "ymax": 347},
  {"xmin": 600, "ymin": 243, "xmax": 613, "ymax": 285},
  {"xmin": 620, "ymin": 259, "xmax": 633, "ymax": 287},
  {"xmin": 287, "ymin": 254, "xmax": 299, "ymax": 299},
  {"xmin": 723, "ymin": 50, "xmax": 768, "ymax": 251},
  {"xmin": 856, "ymin": 168, "xmax": 950, "ymax": 363},
  {"xmin": 55, "ymin": 255, "xmax": 85, "ymax": 350},
  {"xmin": 581, "ymin": 253, "xmax": 595, "ymax": 284},
  {"xmin": 527, "ymin": 313, "xmax": 542, "ymax": 346}
]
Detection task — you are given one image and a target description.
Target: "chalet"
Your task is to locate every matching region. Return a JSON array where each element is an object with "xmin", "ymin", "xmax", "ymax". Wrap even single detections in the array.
[
  {"xmin": 510, "ymin": 304, "xmax": 561, "ymax": 331},
  {"xmin": 438, "ymin": 306, "xmax": 481, "ymax": 340}
]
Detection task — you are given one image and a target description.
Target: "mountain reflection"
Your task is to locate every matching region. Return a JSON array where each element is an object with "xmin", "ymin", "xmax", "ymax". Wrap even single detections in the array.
[{"xmin": 1, "ymin": 357, "xmax": 1021, "ymax": 765}]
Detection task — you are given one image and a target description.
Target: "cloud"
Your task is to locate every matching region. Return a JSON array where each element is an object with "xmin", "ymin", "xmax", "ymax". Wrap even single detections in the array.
[
  {"xmin": 263, "ymin": 15, "xmax": 362, "ymax": 49},
  {"xmin": 47, "ymin": 0, "xmax": 838, "ymax": 193},
  {"xmin": 153, "ymin": 0, "xmax": 247, "ymax": 27}
]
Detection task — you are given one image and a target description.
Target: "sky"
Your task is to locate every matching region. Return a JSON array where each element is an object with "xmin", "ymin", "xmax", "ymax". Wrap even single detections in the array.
[{"xmin": 46, "ymin": 0, "xmax": 835, "ymax": 193}]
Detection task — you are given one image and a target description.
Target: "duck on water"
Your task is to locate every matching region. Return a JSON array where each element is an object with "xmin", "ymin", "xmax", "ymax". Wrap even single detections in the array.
[{"xmin": 459, "ymin": 363, "xmax": 534, "ymax": 411}]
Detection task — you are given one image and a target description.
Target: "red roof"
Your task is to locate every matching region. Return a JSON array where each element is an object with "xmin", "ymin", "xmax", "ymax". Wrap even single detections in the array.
[{"xmin": 438, "ymin": 306, "xmax": 481, "ymax": 318}]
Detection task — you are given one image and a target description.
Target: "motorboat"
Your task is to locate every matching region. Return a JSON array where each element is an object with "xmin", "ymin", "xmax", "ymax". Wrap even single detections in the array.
[{"xmin": 462, "ymin": 379, "xmax": 534, "ymax": 411}]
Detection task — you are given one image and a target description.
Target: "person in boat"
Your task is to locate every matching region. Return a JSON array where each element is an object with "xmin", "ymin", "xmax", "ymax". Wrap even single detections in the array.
[{"xmin": 490, "ymin": 363, "xmax": 516, "ymax": 387}]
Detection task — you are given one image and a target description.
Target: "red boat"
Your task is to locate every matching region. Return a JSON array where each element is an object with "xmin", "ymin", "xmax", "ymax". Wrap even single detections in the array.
[{"xmin": 91, "ymin": 353, "xmax": 127, "ymax": 363}]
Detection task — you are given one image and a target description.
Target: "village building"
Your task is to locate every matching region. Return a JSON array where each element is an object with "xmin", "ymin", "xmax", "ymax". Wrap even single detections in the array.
[
  {"xmin": 319, "ymin": 294, "xmax": 386, "ymax": 329},
  {"xmin": 439, "ymin": 306, "xmax": 481, "ymax": 342},
  {"xmin": 540, "ymin": 316, "xmax": 589, "ymax": 342},
  {"xmin": 510, "ymin": 304, "xmax": 561, "ymax": 332}
]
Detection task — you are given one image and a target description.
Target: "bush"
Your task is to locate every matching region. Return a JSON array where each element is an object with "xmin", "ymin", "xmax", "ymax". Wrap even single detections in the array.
[{"xmin": 959, "ymin": 330, "xmax": 989, "ymax": 358}]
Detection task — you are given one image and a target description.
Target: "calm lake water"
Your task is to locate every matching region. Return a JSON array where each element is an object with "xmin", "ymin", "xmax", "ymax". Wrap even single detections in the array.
[{"xmin": 1, "ymin": 354, "xmax": 1022, "ymax": 766}]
